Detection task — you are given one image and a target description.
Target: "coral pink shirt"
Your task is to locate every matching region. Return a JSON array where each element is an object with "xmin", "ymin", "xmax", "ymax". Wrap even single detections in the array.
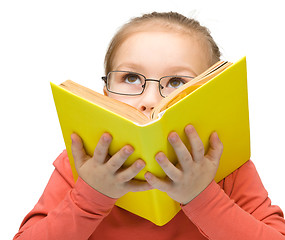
[{"xmin": 14, "ymin": 150, "xmax": 285, "ymax": 239}]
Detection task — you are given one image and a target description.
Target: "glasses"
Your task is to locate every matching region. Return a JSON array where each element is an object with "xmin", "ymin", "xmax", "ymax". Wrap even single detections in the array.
[{"xmin": 102, "ymin": 71, "xmax": 194, "ymax": 98}]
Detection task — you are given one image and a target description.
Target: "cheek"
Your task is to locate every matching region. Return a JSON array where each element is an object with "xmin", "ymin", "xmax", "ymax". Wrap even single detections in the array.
[{"xmin": 108, "ymin": 93, "xmax": 140, "ymax": 109}]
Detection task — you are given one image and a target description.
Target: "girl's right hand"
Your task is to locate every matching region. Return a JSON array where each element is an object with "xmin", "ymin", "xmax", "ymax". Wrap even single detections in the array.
[{"xmin": 71, "ymin": 132, "xmax": 152, "ymax": 199}]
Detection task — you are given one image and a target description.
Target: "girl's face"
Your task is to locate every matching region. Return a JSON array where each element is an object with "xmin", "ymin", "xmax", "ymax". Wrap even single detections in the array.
[{"xmin": 104, "ymin": 29, "xmax": 210, "ymax": 118}]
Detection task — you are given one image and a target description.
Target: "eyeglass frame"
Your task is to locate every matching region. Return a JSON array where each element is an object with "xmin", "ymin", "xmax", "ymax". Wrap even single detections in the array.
[{"xmin": 101, "ymin": 70, "xmax": 195, "ymax": 98}]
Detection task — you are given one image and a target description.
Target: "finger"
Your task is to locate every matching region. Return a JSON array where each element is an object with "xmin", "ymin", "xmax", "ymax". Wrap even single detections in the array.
[
  {"xmin": 104, "ymin": 154, "xmax": 111, "ymax": 163},
  {"xmin": 106, "ymin": 145, "xmax": 134, "ymax": 174},
  {"xmin": 93, "ymin": 133, "xmax": 112, "ymax": 164},
  {"xmin": 71, "ymin": 133, "xmax": 89, "ymax": 170},
  {"xmin": 125, "ymin": 180, "xmax": 153, "ymax": 192},
  {"xmin": 205, "ymin": 132, "xmax": 223, "ymax": 162},
  {"xmin": 155, "ymin": 152, "xmax": 181, "ymax": 182},
  {"xmin": 168, "ymin": 132, "xmax": 192, "ymax": 170},
  {"xmin": 144, "ymin": 172, "xmax": 172, "ymax": 192},
  {"xmin": 116, "ymin": 159, "xmax": 146, "ymax": 182},
  {"xmin": 184, "ymin": 125, "xmax": 205, "ymax": 162}
]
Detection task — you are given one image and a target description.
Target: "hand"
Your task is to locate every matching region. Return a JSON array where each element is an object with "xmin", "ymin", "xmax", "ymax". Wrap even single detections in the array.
[
  {"xmin": 144, "ymin": 125, "xmax": 223, "ymax": 205},
  {"xmin": 71, "ymin": 132, "xmax": 152, "ymax": 199}
]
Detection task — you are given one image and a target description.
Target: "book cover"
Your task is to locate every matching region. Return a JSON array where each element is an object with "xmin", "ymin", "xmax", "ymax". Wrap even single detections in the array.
[{"xmin": 51, "ymin": 56, "xmax": 250, "ymax": 226}]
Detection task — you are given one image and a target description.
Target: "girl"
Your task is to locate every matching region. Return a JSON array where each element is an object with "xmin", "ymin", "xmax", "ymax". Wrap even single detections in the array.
[{"xmin": 14, "ymin": 12, "xmax": 285, "ymax": 240}]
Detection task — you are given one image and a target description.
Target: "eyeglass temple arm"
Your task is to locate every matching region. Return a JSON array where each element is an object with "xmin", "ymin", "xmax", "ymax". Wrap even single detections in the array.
[{"xmin": 101, "ymin": 76, "xmax": 107, "ymax": 83}]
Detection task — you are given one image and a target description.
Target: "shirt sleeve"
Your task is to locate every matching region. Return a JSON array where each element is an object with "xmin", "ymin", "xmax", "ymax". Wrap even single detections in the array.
[
  {"xmin": 13, "ymin": 150, "xmax": 117, "ymax": 240},
  {"xmin": 181, "ymin": 160, "xmax": 285, "ymax": 240}
]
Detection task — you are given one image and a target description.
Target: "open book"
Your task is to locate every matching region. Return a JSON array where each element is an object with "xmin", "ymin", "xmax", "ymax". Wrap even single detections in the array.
[{"xmin": 51, "ymin": 56, "xmax": 250, "ymax": 226}]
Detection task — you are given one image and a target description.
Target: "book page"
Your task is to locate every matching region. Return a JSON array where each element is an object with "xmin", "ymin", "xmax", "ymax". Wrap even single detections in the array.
[
  {"xmin": 151, "ymin": 61, "xmax": 232, "ymax": 119},
  {"xmin": 60, "ymin": 80, "xmax": 150, "ymax": 125}
]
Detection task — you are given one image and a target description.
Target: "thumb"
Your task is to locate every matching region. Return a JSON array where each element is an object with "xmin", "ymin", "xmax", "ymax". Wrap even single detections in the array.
[{"xmin": 71, "ymin": 133, "xmax": 89, "ymax": 170}]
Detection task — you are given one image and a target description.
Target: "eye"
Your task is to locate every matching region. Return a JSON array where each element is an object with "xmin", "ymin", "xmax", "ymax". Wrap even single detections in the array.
[
  {"xmin": 123, "ymin": 73, "xmax": 143, "ymax": 84},
  {"xmin": 166, "ymin": 77, "xmax": 186, "ymax": 88}
]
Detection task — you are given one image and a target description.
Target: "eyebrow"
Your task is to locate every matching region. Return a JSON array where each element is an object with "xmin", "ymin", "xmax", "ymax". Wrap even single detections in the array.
[
  {"xmin": 114, "ymin": 63, "xmax": 198, "ymax": 77},
  {"xmin": 166, "ymin": 66, "xmax": 198, "ymax": 77},
  {"xmin": 114, "ymin": 63, "xmax": 145, "ymax": 72}
]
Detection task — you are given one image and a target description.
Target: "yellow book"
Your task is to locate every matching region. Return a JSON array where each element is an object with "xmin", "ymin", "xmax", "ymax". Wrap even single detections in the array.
[{"xmin": 51, "ymin": 56, "xmax": 250, "ymax": 226}]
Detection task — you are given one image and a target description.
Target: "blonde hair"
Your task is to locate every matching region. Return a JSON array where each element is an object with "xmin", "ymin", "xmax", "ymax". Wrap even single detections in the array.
[{"xmin": 104, "ymin": 11, "xmax": 221, "ymax": 74}]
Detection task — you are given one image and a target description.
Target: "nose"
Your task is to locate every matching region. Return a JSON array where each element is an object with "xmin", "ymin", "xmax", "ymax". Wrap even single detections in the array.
[{"xmin": 138, "ymin": 80, "xmax": 163, "ymax": 117}]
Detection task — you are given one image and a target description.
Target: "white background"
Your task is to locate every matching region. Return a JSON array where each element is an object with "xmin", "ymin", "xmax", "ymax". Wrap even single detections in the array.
[{"xmin": 1, "ymin": 0, "xmax": 285, "ymax": 239}]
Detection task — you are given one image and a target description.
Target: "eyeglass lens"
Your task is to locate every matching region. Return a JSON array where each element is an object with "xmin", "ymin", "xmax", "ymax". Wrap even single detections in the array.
[{"xmin": 107, "ymin": 71, "xmax": 193, "ymax": 97}]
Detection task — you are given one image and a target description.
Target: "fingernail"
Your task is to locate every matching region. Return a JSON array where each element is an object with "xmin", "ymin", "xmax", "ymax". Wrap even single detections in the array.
[
  {"xmin": 103, "ymin": 133, "xmax": 112, "ymax": 143},
  {"xmin": 124, "ymin": 146, "xmax": 133, "ymax": 154},
  {"xmin": 168, "ymin": 133, "xmax": 178, "ymax": 144},
  {"xmin": 145, "ymin": 172, "xmax": 151, "ymax": 181},
  {"xmin": 214, "ymin": 132, "xmax": 220, "ymax": 141},
  {"xmin": 136, "ymin": 160, "xmax": 145, "ymax": 168},
  {"xmin": 156, "ymin": 153, "xmax": 164, "ymax": 163},
  {"xmin": 186, "ymin": 125, "xmax": 194, "ymax": 133}
]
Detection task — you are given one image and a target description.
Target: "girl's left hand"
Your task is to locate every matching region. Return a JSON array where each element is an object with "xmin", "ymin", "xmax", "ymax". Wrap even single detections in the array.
[{"xmin": 144, "ymin": 124, "xmax": 223, "ymax": 205}]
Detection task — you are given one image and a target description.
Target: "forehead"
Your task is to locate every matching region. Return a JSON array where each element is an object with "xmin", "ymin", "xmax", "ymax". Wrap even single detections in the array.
[{"xmin": 112, "ymin": 30, "xmax": 210, "ymax": 76}]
